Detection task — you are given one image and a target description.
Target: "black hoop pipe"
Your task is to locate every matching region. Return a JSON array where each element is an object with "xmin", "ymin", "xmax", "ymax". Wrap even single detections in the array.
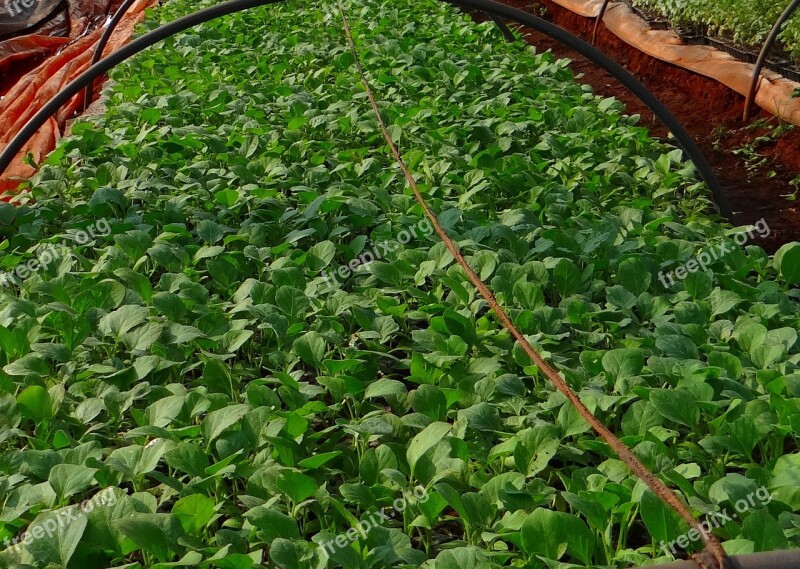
[
  {"xmin": 0, "ymin": 0, "xmax": 730, "ymax": 217},
  {"xmin": 488, "ymin": 12, "xmax": 516, "ymax": 42},
  {"xmin": 82, "ymin": 0, "xmax": 140, "ymax": 112},
  {"xmin": 459, "ymin": 0, "xmax": 728, "ymax": 216},
  {"xmin": 640, "ymin": 551, "xmax": 800, "ymax": 569},
  {"xmin": 593, "ymin": 0, "xmax": 611, "ymax": 43},
  {"xmin": 743, "ymin": 0, "xmax": 800, "ymax": 122},
  {"xmin": 445, "ymin": 0, "xmax": 517, "ymax": 42}
]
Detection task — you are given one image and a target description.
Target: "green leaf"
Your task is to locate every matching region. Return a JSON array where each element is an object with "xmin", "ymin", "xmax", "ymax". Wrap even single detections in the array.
[
  {"xmin": 16, "ymin": 385, "xmax": 53, "ymax": 422},
  {"xmin": 202, "ymin": 404, "xmax": 250, "ymax": 446},
  {"xmin": 297, "ymin": 451, "xmax": 342, "ymax": 470},
  {"xmin": 115, "ymin": 513, "xmax": 185, "ymax": 562},
  {"xmin": 441, "ymin": 309, "xmax": 477, "ymax": 346},
  {"xmin": 48, "ymin": 464, "xmax": 98, "ymax": 501},
  {"xmin": 552, "ymin": 259, "xmax": 581, "ymax": 298},
  {"xmin": 520, "ymin": 508, "xmax": 595, "ymax": 563},
  {"xmin": 215, "ymin": 189, "xmax": 240, "ymax": 207},
  {"xmin": 245, "ymin": 506, "xmax": 301, "ymax": 541},
  {"xmin": 24, "ymin": 507, "xmax": 88, "ymax": 566},
  {"xmin": 407, "ymin": 422, "xmax": 452, "ymax": 474},
  {"xmin": 557, "ymin": 402, "xmax": 590, "ymax": 437},
  {"xmin": 365, "ymin": 378, "xmax": 408, "ymax": 399},
  {"xmin": 459, "ymin": 402, "xmax": 501, "ymax": 432},
  {"xmin": 640, "ymin": 489, "xmax": 685, "ymax": 544},
  {"xmin": 655, "ymin": 334, "xmax": 699, "ymax": 360},
  {"xmin": 276, "ymin": 286, "xmax": 310, "ymax": 319},
  {"xmin": 602, "ymin": 348, "xmax": 644, "ymax": 380},
  {"xmin": 775, "ymin": 242, "xmax": 800, "ymax": 283},
  {"xmin": 165, "ymin": 443, "xmax": 211, "ymax": 477},
  {"xmin": 270, "ymin": 538, "xmax": 302, "ymax": 569},
  {"xmin": 618, "ymin": 257, "xmax": 651, "ymax": 295},
  {"xmin": 99, "ymin": 305, "xmax": 149, "ymax": 338},
  {"xmin": 114, "ymin": 230, "xmax": 153, "ymax": 261},
  {"xmin": 172, "ymin": 494, "xmax": 217, "ymax": 534},
  {"xmin": 292, "ymin": 331, "xmax": 326, "ymax": 368},
  {"xmin": 513, "ymin": 281, "xmax": 544, "ymax": 310},
  {"xmin": 621, "ymin": 401, "xmax": 662, "ymax": 436},
  {"xmin": 308, "ymin": 240, "xmax": 336, "ymax": 270},
  {"xmin": 741, "ymin": 510, "xmax": 788, "ymax": 552},
  {"xmin": 513, "ymin": 427, "xmax": 559, "ymax": 476},
  {"xmin": 277, "ymin": 470, "xmax": 319, "ymax": 503},
  {"xmin": 649, "ymin": 389, "xmax": 700, "ymax": 428},
  {"xmin": 771, "ymin": 453, "xmax": 800, "ymax": 489},
  {"xmin": 411, "ymin": 385, "xmax": 448, "ymax": 420},
  {"xmin": 685, "ymin": 270, "xmax": 713, "ymax": 299}
]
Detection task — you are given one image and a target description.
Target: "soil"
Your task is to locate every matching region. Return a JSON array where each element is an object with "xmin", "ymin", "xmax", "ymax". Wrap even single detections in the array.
[{"xmin": 460, "ymin": 0, "xmax": 800, "ymax": 251}]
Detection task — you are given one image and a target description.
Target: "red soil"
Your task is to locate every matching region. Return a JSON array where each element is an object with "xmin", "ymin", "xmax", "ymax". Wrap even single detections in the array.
[{"xmin": 470, "ymin": 0, "xmax": 800, "ymax": 250}]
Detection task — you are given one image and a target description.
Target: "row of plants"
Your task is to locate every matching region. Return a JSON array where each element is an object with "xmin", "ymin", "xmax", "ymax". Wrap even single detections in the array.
[
  {"xmin": 0, "ymin": 0, "xmax": 799, "ymax": 567},
  {"xmin": 632, "ymin": 0, "xmax": 800, "ymax": 61}
]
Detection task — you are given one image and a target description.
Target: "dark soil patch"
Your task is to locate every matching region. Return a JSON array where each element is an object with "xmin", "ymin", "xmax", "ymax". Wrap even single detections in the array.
[{"xmin": 458, "ymin": 0, "xmax": 800, "ymax": 251}]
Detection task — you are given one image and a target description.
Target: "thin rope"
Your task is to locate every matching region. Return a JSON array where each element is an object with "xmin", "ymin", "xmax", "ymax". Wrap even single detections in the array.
[{"xmin": 336, "ymin": 3, "xmax": 727, "ymax": 569}]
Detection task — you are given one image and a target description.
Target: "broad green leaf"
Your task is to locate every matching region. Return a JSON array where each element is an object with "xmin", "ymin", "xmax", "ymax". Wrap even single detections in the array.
[
  {"xmin": 24, "ymin": 507, "xmax": 88, "ymax": 566},
  {"xmin": 172, "ymin": 494, "xmax": 217, "ymax": 534},
  {"xmin": 245, "ymin": 506, "xmax": 301, "ymax": 541},
  {"xmin": 277, "ymin": 470, "xmax": 319, "ymax": 503},
  {"xmin": 741, "ymin": 510, "xmax": 788, "ymax": 552},
  {"xmin": 297, "ymin": 451, "xmax": 342, "ymax": 469},
  {"xmin": 649, "ymin": 389, "xmax": 700, "ymax": 428},
  {"xmin": 407, "ymin": 422, "xmax": 452, "ymax": 474},
  {"xmin": 99, "ymin": 305, "xmax": 148, "ymax": 338},
  {"xmin": 775, "ymin": 242, "xmax": 800, "ymax": 283},
  {"xmin": 48, "ymin": 464, "xmax": 97, "ymax": 501},
  {"xmin": 552, "ymin": 259, "xmax": 581, "ymax": 298},
  {"xmin": 292, "ymin": 331, "xmax": 326, "ymax": 368},
  {"xmin": 520, "ymin": 508, "xmax": 594, "ymax": 563},
  {"xmin": 640, "ymin": 490, "xmax": 685, "ymax": 544},
  {"xmin": 365, "ymin": 378, "xmax": 407, "ymax": 399},
  {"xmin": 16, "ymin": 385, "xmax": 53, "ymax": 422},
  {"xmin": 618, "ymin": 257, "xmax": 651, "ymax": 295},
  {"xmin": 115, "ymin": 513, "xmax": 185, "ymax": 561},
  {"xmin": 202, "ymin": 404, "xmax": 250, "ymax": 446},
  {"xmin": 602, "ymin": 348, "xmax": 644, "ymax": 380}
]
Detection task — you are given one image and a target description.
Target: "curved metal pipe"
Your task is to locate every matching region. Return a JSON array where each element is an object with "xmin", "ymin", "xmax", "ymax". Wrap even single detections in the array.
[
  {"xmin": 0, "ymin": 0, "xmax": 730, "ymax": 217},
  {"xmin": 592, "ymin": 0, "xmax": 611, "ymax": 44},
  {"xmin": 448, "ymin": 0, "xmax": 729, "ymax": 216},
  {"xmin": 643, "ymin": 550, "xmax": 800, "ymax": 569},
  {"xmin": 743, "ymin": 0, "xmax": 800, "ymax": 122},
  {"xmin": 488, "ymin": 12, "xmax": 515, "ymax": 42},
  {"xmin": 82, "ymin": 0, "xmax": 140, "ymax": 112},
  {"xmin": 446, "ymin": 0, "xmax": 516, "ymax": 42}
]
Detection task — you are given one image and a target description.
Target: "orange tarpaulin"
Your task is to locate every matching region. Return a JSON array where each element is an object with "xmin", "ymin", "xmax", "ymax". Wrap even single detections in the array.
[
  {"xmin": 0, "ymin": 0, "xmax": 122, "ymax": 91},
  {"xmin": 0, "ymin": 0, "xmax": 154, "ymax": 195}
]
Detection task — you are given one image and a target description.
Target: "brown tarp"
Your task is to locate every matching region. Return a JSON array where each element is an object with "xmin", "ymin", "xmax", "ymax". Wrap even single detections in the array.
[
  {"xmin": 0, "ymin": 0, "xmax": 154, "ymax": 195},
  {"xmin": 0, "ymin": 0, "xmax": 125, "ymax": 93}
]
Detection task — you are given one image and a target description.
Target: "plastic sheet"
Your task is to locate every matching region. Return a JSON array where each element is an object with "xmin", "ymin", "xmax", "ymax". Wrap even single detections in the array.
[
  {"xmin": 0, "ymin": 0, "xmax": 153, "ymax": 194},
  {"xmin": 0, "ymin": 0, "xmax": 121, "ymax": 94}
]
